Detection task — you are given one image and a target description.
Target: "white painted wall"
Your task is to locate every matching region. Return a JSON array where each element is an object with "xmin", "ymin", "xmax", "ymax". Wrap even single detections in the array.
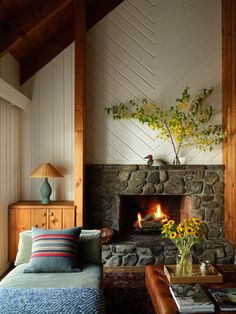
[
  {"xmin": 0, "ymin": 54, "xmax": 20, "ymax": 275},
  {"xmin": 20, "ymin": 0, "xmax": 222, "ymax": 200},
  {"xmin": 86, "ymin": 0, "xmax": 222, "ymax": 164},
  {"xmin": 21, "ymin": 45, "xmax": 74, "ymax": 201}
]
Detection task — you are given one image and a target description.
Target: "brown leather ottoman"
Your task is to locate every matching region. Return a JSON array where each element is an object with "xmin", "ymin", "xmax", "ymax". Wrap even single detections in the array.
[
  {"xmin": 146, "ymin": 265, "xmax": 178, "ymax": 314},
  {"xmin": 145, "ymin": 265, "xmax": 236, "ymax": 314}
]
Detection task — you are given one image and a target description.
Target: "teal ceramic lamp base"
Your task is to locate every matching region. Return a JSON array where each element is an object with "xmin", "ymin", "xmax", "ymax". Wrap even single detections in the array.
[{"xmin": 40, "ymin": 177, "xmax": 52, "ymax": 204}]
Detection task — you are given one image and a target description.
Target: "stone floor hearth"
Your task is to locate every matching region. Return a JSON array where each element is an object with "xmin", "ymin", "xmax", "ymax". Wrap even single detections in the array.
[{"xmin": 102, "ymin": 236, "xmax": 234, "ymax": 267}]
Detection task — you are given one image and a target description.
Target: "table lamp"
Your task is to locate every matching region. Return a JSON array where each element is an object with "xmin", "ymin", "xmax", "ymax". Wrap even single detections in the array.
[{"xmin": 29, "ymin": 162, "xmax": 64, "ymax": 204}]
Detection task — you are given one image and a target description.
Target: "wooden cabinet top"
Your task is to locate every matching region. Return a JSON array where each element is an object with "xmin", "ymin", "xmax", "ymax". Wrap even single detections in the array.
[{"xmin": 9, "ymin": 201, "xmax": 75, "ymax": 209}]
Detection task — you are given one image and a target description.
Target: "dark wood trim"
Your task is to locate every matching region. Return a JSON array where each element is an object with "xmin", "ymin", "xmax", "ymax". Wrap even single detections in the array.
[
  {"xmin": 74, "ymin": 0, "xmax": 86, "ymax": 226},
  {"xmin": 222, "ymin": 0, "xmax": 236, "ymax": 244},
  {"xmin": 20, "ymin": 0, "xmax": 124, "ymax": 84},
  {"xmin": 0, "ymin": 0, "xmax": 72, "ymax": 58}
]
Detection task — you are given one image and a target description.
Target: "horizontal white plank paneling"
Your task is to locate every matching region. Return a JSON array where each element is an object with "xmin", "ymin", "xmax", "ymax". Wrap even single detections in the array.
[
  {"xmin": 0, "ymin": 54, "xmax": 20, "ymax": 274},
  {"xmin": 21, "ymin": 45, "xmax": 74, "ymax": 201},
  {"xmin": 86, "ymin": 0, "xmax": 222, "ymax": 165}
]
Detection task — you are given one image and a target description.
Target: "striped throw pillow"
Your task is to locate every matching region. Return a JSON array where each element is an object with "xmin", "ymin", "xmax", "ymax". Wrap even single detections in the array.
[{"xmin": 24, "ymin": 227, "xmax": 82, "ymax": 273}]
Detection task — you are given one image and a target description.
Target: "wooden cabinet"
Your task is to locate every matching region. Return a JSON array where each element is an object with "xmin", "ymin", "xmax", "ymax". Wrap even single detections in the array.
[{"xmin": 9, "ymin": 201, "xmax": 76, "ymax": 262}]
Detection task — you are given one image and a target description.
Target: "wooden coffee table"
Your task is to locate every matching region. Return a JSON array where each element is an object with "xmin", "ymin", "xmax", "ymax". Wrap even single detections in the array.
[{"xmin": 145, "ymin": 265, "xmax": 236, "ymax": 314}]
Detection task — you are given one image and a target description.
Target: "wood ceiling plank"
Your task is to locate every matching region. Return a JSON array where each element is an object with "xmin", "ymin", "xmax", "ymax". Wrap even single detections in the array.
[
  {"xmin": 0, "ymin": 0, "xmax": 72, "ymax": 57},
  {"xmin": 20, "ymin": 0, "xmax": 124, "ymax": 83},
  {"xmin": 20, "ymin": 24, "xmax": 74, "ymax": 83}
]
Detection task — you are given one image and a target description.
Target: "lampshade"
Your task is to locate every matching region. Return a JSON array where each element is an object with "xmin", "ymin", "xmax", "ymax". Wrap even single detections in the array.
[{"xmin": 29, "ymin": 163, "xmax": 63, "ymax": 178}]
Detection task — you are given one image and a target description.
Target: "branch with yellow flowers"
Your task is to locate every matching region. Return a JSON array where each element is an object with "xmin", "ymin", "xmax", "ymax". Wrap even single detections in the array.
[{"xmin": 105, "ymin": 87, "xmax": 226, "ymax": 164}]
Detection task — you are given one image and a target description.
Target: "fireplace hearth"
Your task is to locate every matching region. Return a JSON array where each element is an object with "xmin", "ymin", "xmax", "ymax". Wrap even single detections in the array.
[
  {"xmin": 119, "ymin": 195, "xmax": 191, "ymax": 235},
  {"xmin": 86, "ymin": 164, "xmax": 235, "ymax": 266}
]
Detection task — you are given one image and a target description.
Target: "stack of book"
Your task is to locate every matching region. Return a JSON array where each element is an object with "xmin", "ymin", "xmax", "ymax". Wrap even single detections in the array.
[
  {"xmin": 208, "ymin": 288, "xmax": 236, "ymax": 311},
  {"xmin": 170, "ymin": 284, "xmax": 215, "ymax": 313}
]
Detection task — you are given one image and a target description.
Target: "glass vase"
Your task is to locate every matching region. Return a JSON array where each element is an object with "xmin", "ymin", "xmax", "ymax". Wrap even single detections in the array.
[{"xmin": 176, "ymin": 249, "xmax": 192, "ymax": 276}]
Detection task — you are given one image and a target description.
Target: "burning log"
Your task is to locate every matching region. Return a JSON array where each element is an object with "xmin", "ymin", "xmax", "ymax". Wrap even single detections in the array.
[
  {"xmin": 140, "ymin": 220, "xmax": 162, "ymax": 229},
  {"xmin": 142, "ymin": 213, "xmax": 165, "ymax": 222}
]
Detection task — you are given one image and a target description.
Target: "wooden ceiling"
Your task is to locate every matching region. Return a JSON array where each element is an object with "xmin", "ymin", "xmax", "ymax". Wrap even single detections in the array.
[{"xmin": 0, "ymin": 0, "xmax": 124, "ymax": 84}]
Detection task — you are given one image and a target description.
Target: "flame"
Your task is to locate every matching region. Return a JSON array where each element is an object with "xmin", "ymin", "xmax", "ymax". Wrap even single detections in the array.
[
  {"xmin": 154, "ymin": 204, "xmax": 163, "ymax": 219},
  {"xmin": 137, "ymin": 212, "xmax": 142, "ymax": 228}
]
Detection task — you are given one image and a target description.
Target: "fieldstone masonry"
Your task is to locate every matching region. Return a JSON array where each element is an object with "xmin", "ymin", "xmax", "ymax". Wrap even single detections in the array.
[{"xmin": 86, "ymin": 164, "xmax": 235, "ymax": 266}]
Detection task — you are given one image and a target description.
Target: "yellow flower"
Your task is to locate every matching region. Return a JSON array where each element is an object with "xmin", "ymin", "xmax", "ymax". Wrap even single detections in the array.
[
  {"xmin": 186, "ymin": 227, "xmax": 193, "ymax": 235},
  {"xmin": 177, "ymin": 224, "xmax": 184, "ymax": 232},
  {"xmin": 170, "ymin": 232, "xmax": 177, "ymax": 239},
  {"xmin": 162, "ymin": 216, "xmax": 169, "ymax": 223},
  {"xmin": 167, "ymin": 220, "xmax": 175, "ymax": 225},
  {"xmin": 178, "ymin": 233, "xmax": 184, "ymax": 239}
]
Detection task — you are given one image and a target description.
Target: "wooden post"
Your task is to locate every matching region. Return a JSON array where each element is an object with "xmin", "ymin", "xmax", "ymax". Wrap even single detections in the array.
[
  {"xmin": 74, "ymin": 0, "xmax": 86, "ymax": 226},
  {"xmin": 222, "ymin": 0, "xmax": 236, "ymax": 244}
]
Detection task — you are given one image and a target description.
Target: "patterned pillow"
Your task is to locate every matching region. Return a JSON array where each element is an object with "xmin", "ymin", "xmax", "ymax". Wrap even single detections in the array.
[{"xmin": 24, "ymin": 227, "xmax": 82, "ymax": 273}]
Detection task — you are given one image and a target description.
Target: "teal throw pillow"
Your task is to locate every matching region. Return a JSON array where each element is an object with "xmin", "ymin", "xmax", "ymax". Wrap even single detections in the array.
[{"xmin": 24, "ymin": 227, "xmax": 82, "ymax": 273}]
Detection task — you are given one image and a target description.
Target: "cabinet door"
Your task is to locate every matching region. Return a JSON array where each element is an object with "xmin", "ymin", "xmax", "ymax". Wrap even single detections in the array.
[
  {"xmin": 31, "ymin": 208, "xmax": 47, "ymax": 229},
  {"xmin": 15, "ymin": 208, "xmax": 31, "ymax": 258},
  {"xmin": 48, "ymin": 209, "xmax": 63, "ymax": 229},
  {"xmin": 63, "ymin": 208, "xmax": 75, "ymax": 228}
]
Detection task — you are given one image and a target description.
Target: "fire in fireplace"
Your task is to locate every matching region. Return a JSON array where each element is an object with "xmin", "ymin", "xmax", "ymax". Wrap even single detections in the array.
[
  {"xmin": 134, "ymin": 203, "xmax": 166, "ymax": 234},
  {"xmin": 119, "ymin": 195, "xmax": 191, "ymax": 235}
]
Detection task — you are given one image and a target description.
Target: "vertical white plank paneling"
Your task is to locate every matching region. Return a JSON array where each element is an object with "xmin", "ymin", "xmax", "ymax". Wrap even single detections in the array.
[
  {"xmin": 53, "ymin": 53, "xmax": 65, "ymax": 200},
  {"xmin": 0, "ymin": 54, "xmax": 20, "ymax": 275},
  {"xmin": 21, "ymin": 45, "xmax": 74, "ymax": 201},
  {"xmin": 64, "ymin": 44, "xmax": 74, "ymax": 201}
]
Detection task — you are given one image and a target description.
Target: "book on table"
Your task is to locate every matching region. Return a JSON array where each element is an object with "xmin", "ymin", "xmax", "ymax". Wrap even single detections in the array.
[
  {"xmin": 208, "ymin": 287, "xmax": 236, "ymax": 311},
  {"xmin": 170, "ymin": 284, "xmax": 215, "ymax": 313}
]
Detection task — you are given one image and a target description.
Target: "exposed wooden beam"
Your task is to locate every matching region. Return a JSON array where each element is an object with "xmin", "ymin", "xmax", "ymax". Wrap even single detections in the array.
[
  {"xmin": 0, "ymin": 78, "xmax": 31, "ymax": 110},
  {"xmin": 74, "ymin": 0, "xmax": 86, "ymax": 226},
  {"xmin": 21, "ymin": 25, "xmax": 74, "ymax": 84},
  {"xmin": 20, "ymin": 0, "xmax": 124, "ymax": 84},
  {"xmin": 222, "ymin": 0, "xmax": 236, "ymax": 244},
  {"xmin": 0, "ymin": 0, "xmax": 72, "ymax": 58}
]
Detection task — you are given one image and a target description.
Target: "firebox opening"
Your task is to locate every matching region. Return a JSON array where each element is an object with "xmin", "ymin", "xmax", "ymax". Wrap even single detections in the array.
[{"xmin": 119, "ymin": 195, "xmax": 191, "ymax": 235}]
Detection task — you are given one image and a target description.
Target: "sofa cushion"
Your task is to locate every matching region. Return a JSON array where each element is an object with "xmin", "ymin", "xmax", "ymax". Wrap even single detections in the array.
[
  {"xmin": 14, "ymin": 230, "xmax": 32, "ymax": 266},
  {"xmin": 24, "ymin": 227, "xmax": 82, "ymax": 273}
]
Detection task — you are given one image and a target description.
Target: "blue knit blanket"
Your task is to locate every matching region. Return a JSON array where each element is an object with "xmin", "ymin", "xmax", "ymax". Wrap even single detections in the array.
[{"xmin": 0, "ymin": 287, "xmax": 105, "ymax": 314}]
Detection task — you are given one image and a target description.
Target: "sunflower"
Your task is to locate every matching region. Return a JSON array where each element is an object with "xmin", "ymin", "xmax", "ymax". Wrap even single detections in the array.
[
  {"xmin": 167, "ymin": 220, "xmax": 175, "ymax": 225},
  {"xmin": 186, "ymin": 227, "xmax": 193, "ymax": 235},
  {"xmin": 170, "ymin": 232, "xmax": 177, "ymax": 239},
  {"xmin": 178, "ymin": 233, "xmax": 184, "ymax": 239},
  {"xmin": 177, "ymin": 224, "xmax": 184, "ymax": 232},
  {"xmin": 162, "ymin": 216, "xmax": 169, "ymax": 223}
]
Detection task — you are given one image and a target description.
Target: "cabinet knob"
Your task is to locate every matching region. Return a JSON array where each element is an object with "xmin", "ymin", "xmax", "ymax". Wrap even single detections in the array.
[
  {"xmin": 42, "ymin": 212, "xmax": 46, "ymax": 217},
  {"xmin": 35, "ymin": 224, "xmax": 38, "ymax": 228},
  {"xmin": 50, "ymin": 212, "xmax": 54, "ymax": 216}
]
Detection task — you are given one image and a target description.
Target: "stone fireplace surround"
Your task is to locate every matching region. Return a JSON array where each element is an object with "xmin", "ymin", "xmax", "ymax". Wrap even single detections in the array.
[{"xmin": 86, "ymin": 165, "xmax": 235, "ymax": 266}]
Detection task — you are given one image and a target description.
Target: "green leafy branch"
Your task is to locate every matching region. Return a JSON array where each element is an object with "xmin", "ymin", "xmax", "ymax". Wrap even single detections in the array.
[{"xmin": 105, "ymin": 87, "xmax": 226, "ymax": 162}]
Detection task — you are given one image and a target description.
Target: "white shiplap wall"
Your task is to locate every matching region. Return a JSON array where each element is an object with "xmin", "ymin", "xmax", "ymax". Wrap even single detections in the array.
[
  {"xmin": 0, "ymin": 54, "xmax": 20, "ymax": 275},
  {"xmin": 21, "ymin": 0, "xmax": 222, "ymax": 200},
  {"xmin": 21, "ymin": 45, "xmax": 74, "ymax": 201},
  {"xmin": 86, "ymin": 0, "xmax": 222, "ymax": 164}
]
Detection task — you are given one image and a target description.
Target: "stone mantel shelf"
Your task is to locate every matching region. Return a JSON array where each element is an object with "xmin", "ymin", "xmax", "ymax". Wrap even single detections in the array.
[{"xmin": 86, "ymin": 164, "xmax": 225, "ymax": 171}]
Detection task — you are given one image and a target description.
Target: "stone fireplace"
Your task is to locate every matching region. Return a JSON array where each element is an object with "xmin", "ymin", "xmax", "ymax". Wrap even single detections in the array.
[{"xmin": 86, "ymin": 165, "xmax": 235, "ymax": 266}]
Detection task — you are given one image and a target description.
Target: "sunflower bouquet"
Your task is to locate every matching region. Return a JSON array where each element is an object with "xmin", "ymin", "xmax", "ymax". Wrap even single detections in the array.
[{"xmin": 161, "ymin": 217, "xmax": 205, "ymax": 276}]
